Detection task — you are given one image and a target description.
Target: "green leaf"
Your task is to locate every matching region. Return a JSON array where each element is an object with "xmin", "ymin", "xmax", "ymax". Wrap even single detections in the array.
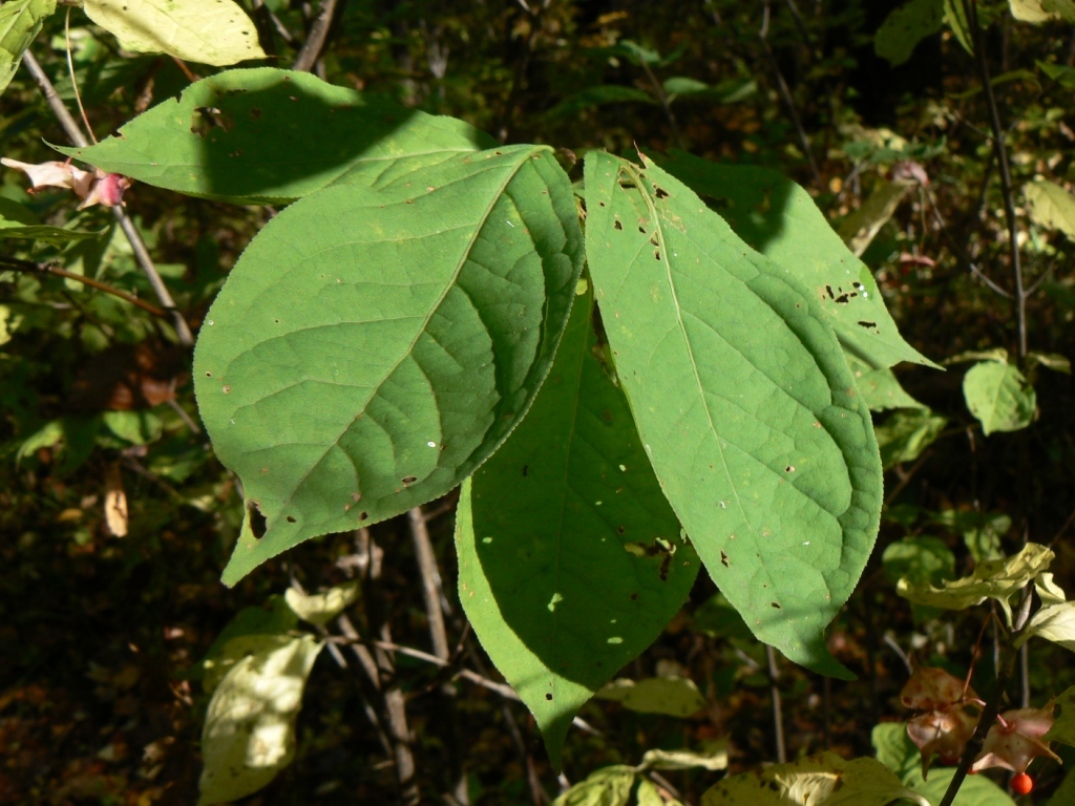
[
  {"xmin": 61, "ymin": 68, "xmax": 494, "ymax": 204},
  {"xmin": 584, "ymin": 151, "xmax": 883, "ymax": 678},
  {"xmin": 545, "ymin": 85, "xmax": 657, "ymax": 119},
  {"xmin": 0, "ymin": 0, "xmax": 55, "ymax": 96},
  {"xmin": 552, "ymin": 766, "xmax": 637, "ymax": 806},
  {"xmin": 84, "ymin": 0, "xmax": 266, "ymax": 67},
  {"xmin": 1011, "ymin": 0, "xmax": 1075, "ymax": 23},
  {"xmin": 931, "ymin": 509, "xmax": 1009, "ymax": 563},
  {"xmin": 897, "ymin": 542, "xmax": 1054, "ymax": 625},
  {"xmin": 102, "ymin": 410, "xmax": 162, "ymax": 445},
  {"xmin": 875, "ymin": 410, "xmax": 946, "ymax": 469},
  {"xmin": 875, "ymin": 0, "xmax": 945, "ymax": 67},
  {"xmin": 836, "ymin": 179, "xmax": 915, "ymax": 258},
  {"xmin": 873, "ymin": 723, "xmax": 1016, "ymax": 806},
  {"xmin": 847, "ymin": 355, "xmax": 927, "ymax": 412},
  {"xmin": 199, "ymin": 596, "xmax": 299, "ymax": 693},
  {"xmin": 284, "ymin": 582, "xmax": 359, "ymax": 627},
  {"xmin": 1037, "ymin": 60, "xmax": 1075, "ymax": 89},
  {"xmin": 701, "ymin": 752, "xmax": 930, "ymax": 806},
  {"xmin": 1045, "ymin": 685, "xmax": 1075, "ymax": 747},
  {"xmin": 1025, "ymin": 179, "xmax": 1075, "ymax": 239},
  {"xmin": 198, "ymin": 634, "xmax": 323, "ymax": 805},
  {"xmin": 195, "ymin": 146, "xmax": 583, "ymax": 585},
  {"xmin": 1019, "ymin": 602, "xmax": 1075, "ymax": 651},
  {"xmin": 595, "ymin": 677, "xmax": 706, "ymax": 717},
  {"xmin": 963, "ymin": 361, "xmax": 1036, "ymax": 435},
  {"xmin": 660, "ymin": 151, "xmax": 937, "ymax": 371},
  {"xmin": 456, "ymin": 288, "xmax": 699, "ymax": 766},
  {"xmin": 945, "ymin": 0, "xmax": 974, "ymax": 56},
  {"xmin": 882, "ymin": 536, "xmax": 955, "ymax": 588},
  {"xmin": 662, "ymin": 76, "xmax": 708, "ymax": 96}
]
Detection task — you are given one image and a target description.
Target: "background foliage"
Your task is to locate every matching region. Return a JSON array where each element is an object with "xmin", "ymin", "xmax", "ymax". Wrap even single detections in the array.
[{"xmin": 3, "ymin": 0, "xmax": 1075, "ymax": 803}]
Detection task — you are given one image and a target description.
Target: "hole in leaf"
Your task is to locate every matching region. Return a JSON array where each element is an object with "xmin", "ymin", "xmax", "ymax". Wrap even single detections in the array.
[
  {"xmin": 286, "ymin": 515, "xmax": 296, "ymax": 523},
  {"xmin": 785, "ymin": 465, "xmax": 795, "ymax": 473},
  {"xmin": 771, "ymin": 602, "xmax": 781, "ymax": 609},
  {"xmin": 613, "ymin": 218, "xmax": 623, "ymax": 230},
  {"xmin": 358, "ymin": 511, "xmax": 369, "ymax": 521},
  {"xmin": 654, "ymin": 185, "xmax": 669, "ymax": 199},
  {"xmin": 858, "ymin": 320, "xmax": 878, "ymax": 329},
  {"xmin": 190, "ymin": 106, "xmax": 235, "ymax": 137},
  {"xmin": 247, "ymin": 501, "xmax": 267, "ymax": 539},
  {"xmin": 401, "ymin": 475, "xmax": 418, "ymax": 485},
  {"xmin": 545, "ymin": 694, "xmax": 553, "ymax": 701},
  {"xmin": 654, "ymin": 249, "xmax": 661, "ymax": 261},
  {"xmin": 720, "ymin": 550, "xmax": 729, "ymax": 567}
]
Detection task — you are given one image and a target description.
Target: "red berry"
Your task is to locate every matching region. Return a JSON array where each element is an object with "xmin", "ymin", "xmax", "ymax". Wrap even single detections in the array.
[{"xmin": 1011, "ymin": 772, "xmax": 1034, "ymax": 796}]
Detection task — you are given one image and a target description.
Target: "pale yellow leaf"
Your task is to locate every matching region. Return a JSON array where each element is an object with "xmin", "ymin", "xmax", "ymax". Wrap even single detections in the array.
[
  {"xmin": 84, "ymin": 0, "xmax": 266, "ymax": 66},
  {"xmin": 104, "ymin": 462, "xmax": 128, "ymax": 537}
]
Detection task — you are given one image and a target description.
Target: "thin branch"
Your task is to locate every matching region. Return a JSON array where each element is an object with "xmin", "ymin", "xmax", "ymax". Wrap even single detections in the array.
[
  {"xmin": 292, "ymin": 0, "xmax": 340, "ymax": 72},
  {"xmin": 0, "ymin": 255, "xmax": 169, "ymax": 318},
  {"xmin": 765, "ymin": 645, "xmax": 787, "ymax": 763},
  {"xmin": 409, "ymin": 506, "xmax": 451, "ymax": 661},
  {"xmin": 968, "ymin": 262, "xmax": 1013, "ymax": 298},
  {"xmin": 963, "ymin": 0, "xmax": 1027, "ymax": 359},
  {"xmin": 758, "ymin": 2, "xmax": 822, "ymax": 188},
  {"xmin": 20, "ymin": 50, "xmax": 195, "ymax": 347}
]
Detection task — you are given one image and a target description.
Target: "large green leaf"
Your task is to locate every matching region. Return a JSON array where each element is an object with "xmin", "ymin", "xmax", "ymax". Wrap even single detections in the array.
[
  {"xmin": 195, "ymin": 145, "xmax": 583, "ymax": 585},
  {"xmin": 584, "ymin": 151, "xmax": 882, "ymax": 677},
  {"xmin": 0, "ymin": 0, "xmax": 54, "ymax": 96},
  {"xmin": 60, "ymin": 68, "xmax": 494, "ymax": 204},
  {"xmin": 457, "ymin": 288, "xmax": 699, "ymax": 767},
  {"xmin": 660, "ymin": 151, "xmax": 936, "ymax": 371}
]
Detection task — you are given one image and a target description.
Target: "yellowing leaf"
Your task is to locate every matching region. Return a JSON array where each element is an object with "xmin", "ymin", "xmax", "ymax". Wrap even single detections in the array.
[
  {"xmin": 1025, "ymin": 179, "xmax": 1075, "ymax": 238},
  {"xmin": 84, "ymin": 0, "xmax": 266, "ymax": 66},
  {"xmin": 198, "ymin": 635, "xmax": 323, "ymax": 805},
  {"xmin": 103, "ymin": 462, "xmax": 128, "ymax": 537},
  {"xmin": 1010, "ymin": 0, "xmax": 1075, "ymax": 23},
  {"xmin": 284, "ymin": 582, "xmax": 360, "ymax": 627},
  {"xmin": 897, "ymin": 543, "xmax": 1054, "ymax": 625},
  {"xmin": 701, "ymin": 753, "xmax": 930, "ymax": 806},
  {"xmin": 551, "ymin": 765, "xmax": 636, "ymax": 806},
  {"xmin": 595, "ymin": 676, "xmax": 706, "ymax": 717},
  {"xmin": 0, "ymin": 0, "xmax": 55, "ymax": 95},
  {"xmin": 1020, "ymin": 602, "xmax": 1075, "ymax": 651},
  {"xmin": 640, "ymin": 742, "xmax": 729, "ymax": 771}
]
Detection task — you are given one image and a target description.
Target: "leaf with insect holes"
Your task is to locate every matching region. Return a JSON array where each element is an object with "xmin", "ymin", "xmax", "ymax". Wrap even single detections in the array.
[
  {"xmin": 585, "ymin": 150, "xmax": 882, "ymax": 678},
  {"xmin": 60, "ymin": 68, "xmax": 494, "ymax": 204},
  {"xmin": 195, "ymin": 145, "xmax": 583, "ymax": 585},
  {"xmin": 660, "ymin": 151, "xmax": 936, "ymax": 371},
  {"xmin": 456, "ymin": 288, "xmax": 699, "ymax": 768}
]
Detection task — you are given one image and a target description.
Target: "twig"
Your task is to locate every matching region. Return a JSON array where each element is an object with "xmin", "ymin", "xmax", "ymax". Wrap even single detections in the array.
[
  {"xmin": 20, "ymin": 50, "xmax": 194, "ymax": 348},
  {"xmin": 938, "ymin": 588, "xmax": 1036, "ymax": 806},
  {"xmin": 758, "ymin": 2, "xmax": 822, "ymax": 188},
  {"xmin": 766, "ymin": 645, "xmax": 787, "ymax": 763},
  {"xmin": 884, "ymin": 450, "xmax": 933, "ymax": 509},
  {"xmin": 292, "ymin": 0, "xmax": 340, "ymax": 72},
  {"xmin": 963, "ymin": 0, "xmax": 1027, "ymax": 360},
  {"xmin": 0, "ymin": 255, "xmax": 170, "ymax": 318},
  {"xmin": 409, "ymin": 506, "xmax": 451, "ymax": 660},
  {"xmin": 638, "ymin": 58, "xmax": 685, "ymax": 150},
  {"xmin": 968, "ymin": 261, "xmax": 1012, "ymax": 298}
]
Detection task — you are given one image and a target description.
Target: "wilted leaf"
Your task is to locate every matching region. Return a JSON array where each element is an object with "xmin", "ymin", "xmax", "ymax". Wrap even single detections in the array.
[
  {"xmin": 84, "ymin": 0, "xmax": 266, "ymax": 66},
  {"xmin": 284, "ymin": 582, "xmax": 360, "ymax": 627},
  {"xmin": 701, "ymin": 752, "xmax": 930, "ymax": 806},
  {"xmin": 963, "ymin": 361, "xmax": 1036, "ymax": 435},
  {"xmin": 198, "ymin": 635, "xmax": 323, "ymax": 805},
  {"xmin": 595, "ymin": 677, "xmax": 706, "ymax": 717},
  {"xmin": 897, "ymin": 542, "xmax": 1054, "ymax": 624},
  {"xmin": 640, "ymin": 742, "xmax": 729, "ymax": 771}
]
